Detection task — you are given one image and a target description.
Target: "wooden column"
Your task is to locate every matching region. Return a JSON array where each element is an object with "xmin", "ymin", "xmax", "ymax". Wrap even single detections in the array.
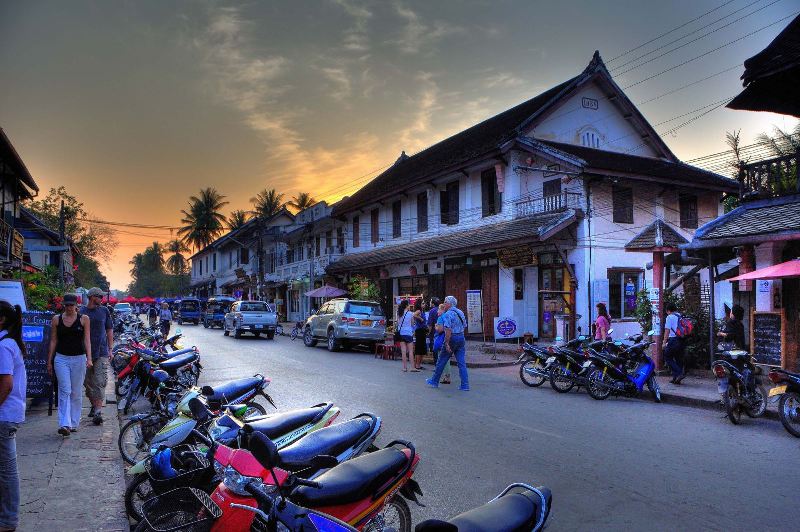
[{"xmin": 653, "ymin": 250, "xmax": 664, "ymax": 369}]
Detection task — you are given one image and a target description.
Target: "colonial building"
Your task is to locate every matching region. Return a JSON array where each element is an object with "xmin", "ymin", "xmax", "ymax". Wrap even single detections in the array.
[
  {"xmin": 0, "ymin": 128, "xmax": 40, "ymax": 273},
  {"xmin": 327, "ymin": 52, "xmax": 737, "ymax": 339},
  {"xmin": 15, "ymin": 207, "xmax": 76, "ymax": 279}
]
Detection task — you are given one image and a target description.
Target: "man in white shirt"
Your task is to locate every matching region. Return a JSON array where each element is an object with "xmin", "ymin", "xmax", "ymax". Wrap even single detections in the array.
[{"xmin": 662, "ymin": 302, "xmax": 686, "ymax": 384}]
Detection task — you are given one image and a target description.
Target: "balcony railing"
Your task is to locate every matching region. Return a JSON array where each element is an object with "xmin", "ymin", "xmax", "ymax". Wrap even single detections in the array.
[
  {"xmin": 514, "ymin": 192, "xmax": 582, "ymax": 219},
  {"xmin": 738, "ymin": 151, "xmax": 798, "ymax": 200}
]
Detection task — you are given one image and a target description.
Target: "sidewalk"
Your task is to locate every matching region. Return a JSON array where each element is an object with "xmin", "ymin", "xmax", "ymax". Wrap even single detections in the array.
[{"xmin": 16, "ymin": 371, "xmax": 128, "ymax": 532}]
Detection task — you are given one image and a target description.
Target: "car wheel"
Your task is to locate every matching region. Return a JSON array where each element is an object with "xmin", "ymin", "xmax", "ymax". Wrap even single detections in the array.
[
  {"xmin": 327, "ymin": 329, "xmax": 339, "ymax": 352},
  {"xmin": 266, "ymin": 332, "xmax": 275, "ymax": 340},
  {"xmin": 303, "ymin": 327, "xmax": 318, "ymax": 347},
  {"xmin": 203, "ymin": 321, "xmax": 209, "ymax": 328},
  {"xmin": 253, "ymin": 332, "xmax": 261, "ymax": 338},
  {"xmin": 234, "ymin": 329, "xmax": 242, "ymax": 339}
]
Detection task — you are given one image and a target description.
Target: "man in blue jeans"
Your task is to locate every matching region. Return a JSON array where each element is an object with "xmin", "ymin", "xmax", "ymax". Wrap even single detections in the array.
[{"xmin": 426, "ymin": 295, "xmax": 469, "ymax": 391}]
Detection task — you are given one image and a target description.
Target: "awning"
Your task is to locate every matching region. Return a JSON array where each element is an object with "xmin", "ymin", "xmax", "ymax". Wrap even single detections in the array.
[
  {"xmin": 305, "ymin": 285, "xmax": 347, "ymax": 298},
  {"xmin": 728, "ymin": 259, "xmax": 800, "ymax": 281}
]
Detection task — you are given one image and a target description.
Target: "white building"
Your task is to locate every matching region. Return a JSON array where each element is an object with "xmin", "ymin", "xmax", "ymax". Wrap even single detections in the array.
[{"xmin": 327, "ymin": 52, "xmax": 737, "ymax": 339}]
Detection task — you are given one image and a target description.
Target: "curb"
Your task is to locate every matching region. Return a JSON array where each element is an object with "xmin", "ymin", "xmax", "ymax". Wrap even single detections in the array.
[
  {"xmin": 422, "ymin": 355, "xmax": 518, "ymax": 369},
  {"xmin": 657, "ymin": 391, "xmax": 779, "ymax": 420}
]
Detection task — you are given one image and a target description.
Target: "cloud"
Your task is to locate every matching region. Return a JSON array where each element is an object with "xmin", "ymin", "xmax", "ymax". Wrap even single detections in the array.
[
  {"xmin": 392, "ymin": 3, "xmax": 464, "ymax": 54},
  {"xmin": 330, "ymin": 0, "xmax": 372, "ymax": 52},
  {"xmin": 398, "ymin": 72, "xmax": 441, "ymax": 153},
  {"xmin": 484, "ymin": 72, "xmax": 525, "ymax": 89},
  {"xmin": 320, "ymin": 66, "xmax": 353, "ymax": 101}
]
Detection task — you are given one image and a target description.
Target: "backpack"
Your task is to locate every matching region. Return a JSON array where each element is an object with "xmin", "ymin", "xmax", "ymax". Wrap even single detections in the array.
[{"xmin": 674, "ymin": 313, "xmax": 694, "ymax": 338}]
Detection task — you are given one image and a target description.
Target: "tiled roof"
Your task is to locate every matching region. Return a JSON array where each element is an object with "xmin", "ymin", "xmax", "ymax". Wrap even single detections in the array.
[
  {"xmin": 537, "ymin": 140, "xmax": 738, "ymax": 192},
  {"xmin": 625, "ymin": 219, "xmax": 688, "ymax": 250},
  {"xmin": 327, "ymin": 210, "xmax": 577, "ymax": 273}
]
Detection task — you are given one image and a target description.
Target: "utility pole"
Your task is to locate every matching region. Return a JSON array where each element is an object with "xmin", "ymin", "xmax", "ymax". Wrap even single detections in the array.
[{"xmin": 308, "ymin": 225, "xmax": 315, "ymax": 318}]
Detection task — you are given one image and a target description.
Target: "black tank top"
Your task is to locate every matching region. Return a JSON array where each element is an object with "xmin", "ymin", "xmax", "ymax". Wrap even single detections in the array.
[{"xmin": 56, "ymin": 313, "xmax": 85, "ymax": 356}]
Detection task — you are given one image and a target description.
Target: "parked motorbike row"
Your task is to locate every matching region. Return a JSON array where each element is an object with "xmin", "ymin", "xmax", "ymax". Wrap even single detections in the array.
[{"xmin": 113, "ymin": 316, "xmax": 553, "ymax": 531}]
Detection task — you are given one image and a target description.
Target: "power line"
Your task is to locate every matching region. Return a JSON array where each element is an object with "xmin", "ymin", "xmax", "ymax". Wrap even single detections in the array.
[{"xmin": 78, "ymin": 218, "xmax": 180, "ymax": 230}]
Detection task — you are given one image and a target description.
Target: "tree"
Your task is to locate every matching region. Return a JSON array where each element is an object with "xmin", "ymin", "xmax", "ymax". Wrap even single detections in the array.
[
  {"xmin": 165, "ymin": 239, "xmax": 190, "ymax": 275},
  {"xmin": 250, "ymin": 188, "xmax": 285, "ymax": 219},
  {"xmin": 73, "ymin": 255, "xmax": 109, "ymax": 289},
  {"xmin": 227, "ymin": 210, "xmax": 250, "ymax": 231},
  {"xmin": 178, "ymin": 188, "xmax": 229, "ymax": 251},
  {"xmin": 287, "ymin": 192, "xmax": 317, "ymax": 213},
  {"xmin": 756, "ymin": 124, "xmax": 800, "ymax": 157},
  {"xmin": 128, "ymin": 242, "xmax": 167, "ymax": 296}
]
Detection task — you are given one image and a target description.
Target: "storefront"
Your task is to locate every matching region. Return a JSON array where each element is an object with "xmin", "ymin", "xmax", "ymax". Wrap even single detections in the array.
[{"xmin": 443, "ymin": 254, "xmax": 499, "ymax": 338}]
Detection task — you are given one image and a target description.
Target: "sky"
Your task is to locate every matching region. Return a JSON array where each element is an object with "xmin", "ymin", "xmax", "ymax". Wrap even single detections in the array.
[{"xmin": 1, "ymin": 0, "xmax": 798, "ymax": 289}]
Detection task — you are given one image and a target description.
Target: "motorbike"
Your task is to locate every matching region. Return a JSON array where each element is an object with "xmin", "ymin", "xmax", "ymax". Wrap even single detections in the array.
[
  {"xmin": 415, "ymin": 483, "xmax": 552, "ymax": 532},
  {"xmin": 115, "ymin": 345, "xmax": 196, "ymax": 398},
  {"xmin": 767, "ymin": 368, "xmax": 800, "ymax": 437},
  {"xmin": 585, "ymin": 332, "xmax": 661, "ymax": 402},
  {"xmin": 712, "ymin": 348, "xmax": 767, "ymax": 424},
  {"xmin": 120, "ymin": 348, "xmax": 202, "ymax": 414},
  {"xmin": 517, "ymin": 342, "xmax": 552, "ymax": 387},
  {"xmin": 546, "ymin": 335, "xmax": 593, "ymax": 393}
]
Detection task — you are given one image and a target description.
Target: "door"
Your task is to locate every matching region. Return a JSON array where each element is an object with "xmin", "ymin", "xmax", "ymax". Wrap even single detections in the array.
[
  {"xmin": 312, "ymin": 303, "xmax": 328, "ymax": 336},
  {"xmin": 539, "ymin": 266, "xmax": 565, "ymax": 339},
  {"xmin": 523, "ymin": 266, "xmax": 538, "ymax": 337}
]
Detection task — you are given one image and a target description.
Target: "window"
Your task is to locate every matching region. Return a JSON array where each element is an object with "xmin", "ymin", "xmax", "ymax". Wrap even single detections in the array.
[
  {"xmin": 581, "ymin": 131, "xmax": 601, "ymax": 148},
  {"xmin": 392, "ymin": 201, "xmax": 402, "ymax": 238},
  {"xmin": 417, "ymin": 192, "xmax": 428, "ymax": 233},
  {"xmin": 199, "ymin": 260, "xmax": 202, "ymax": 275},
  {"xmin": 679, "ymin": 193, "xmax": 698, "ymax": 229},
  {"xmin": 352, "ymin": 216, "xmax": 360, "ymax": 248},
  {"xmin": 325, "ymin": 230, "xmax": 332, "ymax": 252},
  {"xmin": 543, "ymin": 178, "xmax": 561, "ymax": 198},
  {"xmin": 612, "ymin": 185, "xmax": 634, "ymax": 224},
  {"xmin": 481, "ymin": 168, "xmax": 502, "ymax": 217},
  {"xmin": 514, "ymin": 269, "xmax": 524, "ymax": 300},
  {"xmin": 240, "ymin": 247, "xmax": 249, "ymax": 264},
  {"xmin": 212, "ymin": 253, "xmax": 217, "ymax": 271},
  {"xmin": 371, "ymin": 209, "xmax": 379, "ymax": 244},
  {"xmin": 608, "ymin": 269, "xmax": 643, "ymax": 319},
  {"xmin": 315, "ymin": 236, "xmax": 321, "ymax": 257},
  {"xmin": 440, "ymin": 180, "xmax": 459, "ymax": 225},
  {"xmin": 336, "ymin": 227, "xmax": 344, "ymax": 251}
]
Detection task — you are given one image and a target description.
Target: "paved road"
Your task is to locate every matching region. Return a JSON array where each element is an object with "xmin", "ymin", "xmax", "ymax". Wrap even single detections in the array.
[{"xmin": 177, "ymin": 324, "xmax": 798, "ymax": 531}]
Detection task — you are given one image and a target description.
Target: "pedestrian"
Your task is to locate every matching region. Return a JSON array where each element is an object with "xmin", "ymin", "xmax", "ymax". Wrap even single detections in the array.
[
  {"xmin": 662, "ymin": 302, "xmax": 687, "ymax": 385},
  {"xmin": 595, "ymin": 302, "xmax": 611, "ymax": 341},
  {"xmin": 396, "ymin": 300, "xmax": 416, "ymax": 372},
  {"xmin": 47, "ymin": 293, "xmax": 92, "ymax": 435},
  {"xmin": 82, "ymin": 287, "xmax": 114, "ymax": 425},
  {"xmin": 426, "ymin": 298, "xmax": 440, "ymax": 359},
  {"xmin": 412, "ymin": 299, "xmax": 427, "ymax": 370},
  {"xmin": 148, "ymin": 304, "xmax": 158, "ymax": 327},
  {"xmin": 431, "ymin": 303, "xmax": 452, "ymax": 384},
  {"xmin": 159, "ymin": 302, "xmax": 173, "ymax": 338},
  {"xmin": 715, "ymin": 303, "xmax": 746, "ymax": 399},
  {"xmin": 427, "ymin": 295, "xmax": 469, "ymax": 391},
  {"xmin": 0, "ymin": 301, "xmax": 26, "ymax": 532}
]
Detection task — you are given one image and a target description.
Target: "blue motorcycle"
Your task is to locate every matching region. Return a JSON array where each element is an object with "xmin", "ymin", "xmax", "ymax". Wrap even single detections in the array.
[{"xmin": 584, "ymin": 332, "xmax": 662, "ymax": 402}]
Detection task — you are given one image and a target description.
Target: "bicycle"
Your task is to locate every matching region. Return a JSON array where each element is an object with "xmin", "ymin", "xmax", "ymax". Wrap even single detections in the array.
[{"xmin": 289, "ymin": 321, "xmax": 304, "ymax": 340}]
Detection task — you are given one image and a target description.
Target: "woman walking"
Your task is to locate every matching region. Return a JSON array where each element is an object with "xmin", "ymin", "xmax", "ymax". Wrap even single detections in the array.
[
  {"xmin": 47, "ymin": 293, "xmax": 92, "ymax": 436},
  {"xmin": 412, "ymin": 299, "xmax": 427, "ymax": 370},
  {"xmin": 595, "ymin": 302, "xmax": 611, "ymax": 341},
  {"xmin": 396, "ymin": 300, "xmax": 416, "ymax": 372},
  {"xmin": 159, "ymin": 302, "xmax": 173, "ymax": 338},
  {"xmin": 0, "ymin": 300, "xmax": 26, "ymax": 532}
]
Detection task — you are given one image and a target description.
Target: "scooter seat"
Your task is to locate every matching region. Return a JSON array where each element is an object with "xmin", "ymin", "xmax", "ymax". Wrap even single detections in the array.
[
  {"xmin": 204, "ymin": 376, "xmax": 263, "ymax": 403},
  {"xmin": 161, "ymin": 347, "xmax": 195, "ymax": 359},
  {"xmin": 158, "ymin": 352, "xmax": 198, "ymax": 373},
  {"xmin": 292, "ymin": 447, "xmax": 408, "ymax": 507},
  {"xmin": 278, "ymin": 417, "xmax": 373, "ymax": 471},
  {"xmin": 246, "ymin": 404, "xmax": 330, "ymax": 440},
  {"xmin": 446, "ymin": 488, "xmax": 544, "ymax": 532}
]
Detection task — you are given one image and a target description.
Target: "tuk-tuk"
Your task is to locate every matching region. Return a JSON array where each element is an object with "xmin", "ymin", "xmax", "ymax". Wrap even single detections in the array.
[
  {"xmin": 176, "ymin": 297, "xmax": 202, "ymax": 325},
  {"xmin": 203, "ymin": 296, "xmax": 236, "ymax": 329}
]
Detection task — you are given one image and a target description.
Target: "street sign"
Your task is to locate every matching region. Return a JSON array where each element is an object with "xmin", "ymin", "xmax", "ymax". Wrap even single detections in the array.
[{"xmin": 494, "ymin": 316, "xmax": 521, "ymax": 338}]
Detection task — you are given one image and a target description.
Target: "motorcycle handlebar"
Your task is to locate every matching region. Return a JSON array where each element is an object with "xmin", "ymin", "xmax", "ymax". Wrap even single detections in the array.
[{"xmin": 244, "ymin": 481, "xmax": 274, "ymax": 512}]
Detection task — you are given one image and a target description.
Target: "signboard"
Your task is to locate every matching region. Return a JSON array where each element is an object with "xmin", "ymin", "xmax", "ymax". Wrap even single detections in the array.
[
  {"xmin": 582, "ymin": 97, "xmax": 599, "ymax": 110},
  {"xmin": 758, "ymin": 280, "xmax": 771, "ymax": 293},
  {"xmin": 11, "ymin": 231, "xmax": 24, "ymax": 260},
  {"xmin": 465, "ymin": 290, "xmax": 483, "ymax": 334},
  {"xmin": 497, "ymin": 246, "xmax": 537, "ymax": 268},
  {"xmin": 0, "ymin": 279, "xmax": 27, "ymax": 311},
  {"xmin": 494, "ymin": 316, "xmax": 521, "ymax": 339},
  {"xmin": 22, "ymin": 311, "xmax": 54, "ymax": 400},
  {"xmin": 751, "ymin": 310, "xmax": 783, "ymax": 366},
  {"xmin": 648, "ymin": 287, "xmax": 661, "ymax": 331}
]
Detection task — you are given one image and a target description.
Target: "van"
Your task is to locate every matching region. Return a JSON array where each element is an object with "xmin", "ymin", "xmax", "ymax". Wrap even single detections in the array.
[
  {"xmin": 204, "ymin": 296, "xmax": 236, "ymax": 329},
  {"xmin": 177, "ymin": 297, "xmax": 202, "ymax": 325}
]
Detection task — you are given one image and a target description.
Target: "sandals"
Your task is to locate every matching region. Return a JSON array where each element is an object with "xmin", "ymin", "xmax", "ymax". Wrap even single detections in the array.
[
  {"xmin": 441, "ymin": 379, "xmax": 451, "ymax": 384},
  {"xmin": 410, "ymin": 368, "xmax": 421, "ymax": 372},
  {"xmin": 58, "ymin": 427, "xmax": 70, "ymax": 436}
]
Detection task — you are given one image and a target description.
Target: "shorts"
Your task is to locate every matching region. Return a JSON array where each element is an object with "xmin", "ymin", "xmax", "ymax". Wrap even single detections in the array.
[
  {"xmin": 84, "ymin": 356, "xmax": 109, "ymax": 401},
  {"xmin": 399, "ymin": 335, "xmax": 413, "ymax": 343}
]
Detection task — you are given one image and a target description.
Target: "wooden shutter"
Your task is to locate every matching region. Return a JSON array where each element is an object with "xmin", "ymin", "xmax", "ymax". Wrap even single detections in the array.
[
  {"xmin": 447, "ymin": 181, "xmax": 459, "ymax": 225},
  {"xmin": 371, "ymin": 209, "xmax": 379, "ymax": 243},
  {"xmin": 392, "ymin": 201, "xmax": 402, "ymax": 238},
  {"xmin": 612, "ymin": 185, "xmax": 633, "ymax": 224},
  {"xmin": 417, "ymin": 192, "xmax": 428, "ymax": 233}
]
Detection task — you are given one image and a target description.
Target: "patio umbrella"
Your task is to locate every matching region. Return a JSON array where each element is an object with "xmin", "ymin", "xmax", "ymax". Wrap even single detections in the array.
[
  {"xmin": 728, "ymin": 259, "xmax": 800, "ymax": 281},
  {"xmin": 140, "ymin": 296, "xmax": 156, "ymax": 304},
  {"xmin": 305, "ymin": 285, "xmax": 347, "ymax": 298},
  {"xmin": 123, "ymin": 296, "xmax": 137, "ymax": 303}
]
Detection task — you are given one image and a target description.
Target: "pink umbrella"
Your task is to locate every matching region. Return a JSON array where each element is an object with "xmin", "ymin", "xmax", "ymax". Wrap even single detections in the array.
[
  {"xmin": 305, "ymin": 285, "xmax": 347, "ymax": 298},
  {"xmin": 728, "ymin": 259, "xmax": 800, "ymax": 281}
]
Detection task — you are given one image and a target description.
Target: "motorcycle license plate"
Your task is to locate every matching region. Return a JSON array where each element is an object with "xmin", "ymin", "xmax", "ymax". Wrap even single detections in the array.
[
  {"xmin": 582, "ymin": 361, "xmax": 591, "ymax": 368},
  {"xmin": 768, "ymin": 385, "xmax": 787, "ymax": 397},
  {"xmin": 361, "ymin": 319, "xmax": 371, "ymax": 326},
  {"xmin": 546, "ymin": 357, "xmax": 556, "ymax": 364}
]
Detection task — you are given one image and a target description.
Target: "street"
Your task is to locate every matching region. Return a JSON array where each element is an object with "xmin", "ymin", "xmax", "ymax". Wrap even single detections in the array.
[{"xmin": 176, "ymin": 324, "xmax": 799, "ymax": 532}]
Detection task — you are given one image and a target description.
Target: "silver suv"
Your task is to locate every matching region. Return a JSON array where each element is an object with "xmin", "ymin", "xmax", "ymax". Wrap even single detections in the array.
[{"xmin": 303, "ymin": 298, "xmax": 386, "ymax": 352}]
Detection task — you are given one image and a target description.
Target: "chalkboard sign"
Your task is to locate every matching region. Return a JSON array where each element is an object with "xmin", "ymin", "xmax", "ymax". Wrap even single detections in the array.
[
  {"xmin": 750, "ymin": 310, "xmax": 783, "ymax": 367},
  {"xmin": 22, "ymin": 311, "xmax": 55, "ymax": 399}
]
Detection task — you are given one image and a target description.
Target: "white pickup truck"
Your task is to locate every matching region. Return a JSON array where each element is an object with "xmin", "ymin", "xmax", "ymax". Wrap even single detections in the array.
[{"xmin": 223, "ymin": 300, "xmax": 278, "ymax": 339}]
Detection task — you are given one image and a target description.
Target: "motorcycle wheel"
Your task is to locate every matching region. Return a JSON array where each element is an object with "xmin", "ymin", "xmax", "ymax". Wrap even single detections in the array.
[
  {"xmin": 723, "ymin": 387, "xmax": 742, "ymax": 425},
  {"xmin": 549, "ymin": 365, "xmax": 574, "ymax": 393},
  {"xmin": 778, "ymin": 392, "xmax": 800, "ymax": 437},
  {"xmin": 745, "ymin": 386, "xmax": 767, "ymax": 418},
  {"xmin": 646, "ymin": 375, "xmax": 662, "ymax": 403},
  {"xmin": 363, "ymin": 495, "xmax": 411, "ymax": 532},
  {"xmin": 115, "ymin": 376, "xmax": 132, "ymax": 397},
  {"xmin": 587, "ymin": 369, "xmax": 612, "ymax": 400},
  {"xmin": 123, "ymin": 386, "xmax": 140, "ymax": 415},
  {"xmin": 243, "ymin": 402, "xmax": 267, "ymax": 419},
  {"xmin": 119, "ymin": 418, "xmax": 153, "ymax": 465},
  {"xmin": 519, "ymin": 359, "xmax": 547, "ymax": 387},
  {"xmin": 125, "ymin": 473, "xmax": 153, "ymax": 522}
]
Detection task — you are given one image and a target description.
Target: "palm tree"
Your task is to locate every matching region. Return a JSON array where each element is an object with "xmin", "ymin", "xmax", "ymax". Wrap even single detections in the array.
[
  {"xmin": 165, "ymin": 239, "xmax": 190, "ymax": 275},
  {"xmin": 287, "ymin": 192, "xmax": 317, "ymax": 213},
  {"xmin": 178, "ymin": 187, "xmax": 229, "ymax": 250},
  {"xmin": 756, "ymin": 124, "xmax": 800, "ymax": 157},
  {"xmin": 250, "ymin": 188, "xmax": 285, "ymax": 219},
  {"xmin": 227, "ymin": 210, "xmax": 250, "ymax": 231}
]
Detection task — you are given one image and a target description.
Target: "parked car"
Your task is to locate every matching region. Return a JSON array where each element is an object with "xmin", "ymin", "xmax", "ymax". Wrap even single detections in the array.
[
  {"xmin": 113, "ymin": 302, "xmax": 132, "ymax": 318},
  {"xmin": 204, "ymin": 296, "xmax": 235, "ymax": 328},
  {"xmin": 176, "ymin": 297, "xmax": 202, "ymax": 325},
  {"xmin": 303, "ymin": 298, "xmax": 386, "ymax": 352},
  {"xmin": 224, "ymin": 300, "xmax": 278, "ymax": 339}
]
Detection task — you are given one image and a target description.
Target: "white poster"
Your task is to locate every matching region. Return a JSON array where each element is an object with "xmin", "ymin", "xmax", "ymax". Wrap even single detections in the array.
[
  {"xmin": 592, "ymin": 279, "xmax": 609, "ymax": 314},
  {"xmin": 465, "ymin": 290, "xmax": 483, "ymax": 334},
  {"xmin": 0, "ymin": 280, "xmax": 27, "ymax": 311}
]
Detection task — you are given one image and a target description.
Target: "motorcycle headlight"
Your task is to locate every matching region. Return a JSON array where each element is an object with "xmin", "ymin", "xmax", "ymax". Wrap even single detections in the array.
[
  {"xmin": 213, "ymin": 459, "xmax": 226, "ymax": 476},
  {"xmin": 222, "ymin": 465, "xmax": 277, "ymax": 497}
]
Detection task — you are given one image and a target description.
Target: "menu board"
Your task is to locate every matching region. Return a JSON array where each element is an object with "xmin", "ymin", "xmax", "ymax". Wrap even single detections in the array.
[
  {"xmin": 22, "ymin": 311, "xmax": 54, "ymax": 399},
  {"xmin": 750, "ymin": 310, "xmax": 783, "ymax": 367}
]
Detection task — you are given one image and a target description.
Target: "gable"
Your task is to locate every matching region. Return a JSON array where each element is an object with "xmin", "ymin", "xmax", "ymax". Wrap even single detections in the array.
[{"xmin": 526, "ymin": 79, "xmax": 659, "ymax": 157}]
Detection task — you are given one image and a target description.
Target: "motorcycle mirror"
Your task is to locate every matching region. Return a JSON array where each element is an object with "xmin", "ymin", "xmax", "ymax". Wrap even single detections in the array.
[
  {"xmin": 201, "ymin": 385, "xmax": 215, "ymax": 397},
  {"xmin": 248, "ymin": 431, "xmax": 279, "ymax": 470},
  {"xmin": 310, "ymin": 455, "xmax": 339, "ymax": 469},
  {"xmin": 188, "ymin": 397, "xmax": 209, "ymax": 421}
]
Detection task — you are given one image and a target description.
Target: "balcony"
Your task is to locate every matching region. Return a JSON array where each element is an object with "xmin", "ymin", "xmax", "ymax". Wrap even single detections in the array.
[
  {"xmin": 738, "ymin": 151, "xmax": 799, "ymax": 200},
  {"xmin": 514, "ymin": 192, "xmax": 582, "ymax": 219}
]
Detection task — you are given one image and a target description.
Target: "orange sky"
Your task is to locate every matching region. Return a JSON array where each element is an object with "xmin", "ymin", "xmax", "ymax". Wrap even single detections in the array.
[{"xmin": 1, "ymin": 1, "xmax": 797, "ymax": 289}]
